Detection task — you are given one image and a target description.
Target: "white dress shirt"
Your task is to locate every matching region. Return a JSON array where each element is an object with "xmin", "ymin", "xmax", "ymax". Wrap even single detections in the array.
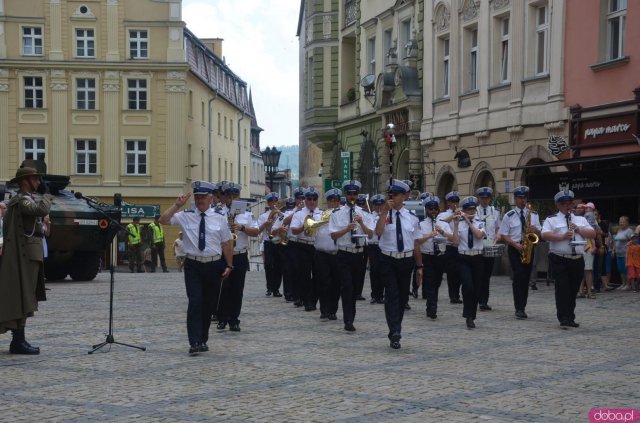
[
  {"xmin": 329, "ymin": 205, "xmax": 371, "ymax": 248},
  {"xmin": 499, "ymin": 207, "xmax": 541, "ymax": 243},
  {"xmin": 291, "ymin": 207, "xmax": 322, "ymax": 243},
  {"xmin": 368, "ymin": 212, "xmax": 380, "ymax": 245},
  {"xmin": 170, "ymin": 208, "xmax": 232, "ymax": 256},
  {"xmin": 477, "ymin": 205, "xmax": 501, "ymax": 245},
  {"xmin": 378, "ymin": 207, "xmax": 420, "ymax": 253},
  {"xmin": 271, "ymin": 209, "xmax": 296, "ymax": 242},
  {"xmin": 418, "ymin": 216, "xmax": 445, "ymax": 254},
  {"xmin": 457, "ymin": 217, "xmax": 486, "ymax": 253},
  {"xmin": 542, "ymin": 212, "xmax": 591, "ymax": 255},
  {"xmin": 233, "ymin": 211, "xmax": 257, "ymax": 252},
  {"xmin": 314, "ymin": 209, "xmax": 338, "ymax": 253}
]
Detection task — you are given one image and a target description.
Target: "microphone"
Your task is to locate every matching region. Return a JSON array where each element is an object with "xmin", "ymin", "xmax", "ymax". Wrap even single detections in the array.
[
  {"xmin": 74, "ymin": 191, "xmax": 98, "ymax": 204},
  {"xmin": 74, "ymin": 191, "xmax": 83, "ymax": 199}
]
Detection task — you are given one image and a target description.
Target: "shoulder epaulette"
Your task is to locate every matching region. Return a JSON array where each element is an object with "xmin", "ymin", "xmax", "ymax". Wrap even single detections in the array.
[
  {"xmin": 215, "ymin": 210, "xmax": 225, "ymax": 216},
  {"xmin": 506, "ymin": 210, "xmax": 515, "ymax": 217},
  {"xmin": 548, "ymin": 213, "xmax": 557, "ymax": 218},
  {"xmin": 278, "ymin": 215, "xmax": 284, "ymax": 221},
  {"xmin": 184, "ymin": 209, "xmax": 195, "ymax": 213},
  {"xmin": 332, "ymin": 208, "xmax": 340, "ymax": 213},
  {"xmin": 532, "ymin": 210, "xmax": 538, "ymax": 214}
]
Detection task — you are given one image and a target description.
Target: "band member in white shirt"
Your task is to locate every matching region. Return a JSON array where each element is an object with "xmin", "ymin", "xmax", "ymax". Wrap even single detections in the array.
[
  {"xmin": 290, "ymin": 187, "xmax": 322, "ymax": 311},
  {"xmin": 542, "ymin": 189, "xmax": 596, "ymax": 328},
  {"xmin": 414, "ymin": 195, "xmax": 447, "ymax": 320},
  {"xmin": 159, "ymin": 181, "xmax": 233, "ymax": 355},
  {"xmin": 438, "ymin": 191, "xmax": 463, "ymax": 304},
  {"xmin": 453, "ymin": 196, "xmax": 486, "ymax": 329},
  {"xmin": 376, "ymin": 180, "xmax": 422, "ymax": 349},
  {"xmin": 367, "ymin": 195, "xmax": 386, "ymax": 304},
  {"xmin": 498, "ymin": 186, "xmax": 542, "ymax": 320},
  {"xmin": 475, "ymin": 187, "xmax": 501, "ymax": 311},
  {"xmin": 215, "ymin": 182, "xmax": 261, "ymax": 332},
  {"xmin": 257, "ymin": 192, "xmax": 282, "ymax": 297},
  {"xmin": 314, "ymin": 188, "xmax": 342, "ymax": 320},
  {"xmin": 329, "ymin": 180, "xmax": 374, "ymax": 332},
  {"xmin": 272, "ymin": 196, "xmax": 300, "ymax": 304}
]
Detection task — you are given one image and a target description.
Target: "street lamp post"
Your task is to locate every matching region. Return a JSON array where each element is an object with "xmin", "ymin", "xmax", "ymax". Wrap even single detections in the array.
[{"xmin": 261, "ymin": 146, "xmax": 281, "ymax": 194}]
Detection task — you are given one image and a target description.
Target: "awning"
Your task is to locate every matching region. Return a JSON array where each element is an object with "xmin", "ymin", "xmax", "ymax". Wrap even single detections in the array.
[{"xmin": 510, "ymin": 152, "xmax": 640, "ymax": 170}]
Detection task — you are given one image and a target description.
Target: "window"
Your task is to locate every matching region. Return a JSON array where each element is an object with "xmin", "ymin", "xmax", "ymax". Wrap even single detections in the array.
[
  {"xmin": 23, "ymin": 138, "xmax": 45, "ymax": 161},
  {"xmin": 127, "ymin": 79, "xmax": 147, "ymax": 110},
  {"xmin": 125, "ymin": 140, "xmax": 147, "ymax": 175},
  {"xmin": 217, "ymin": 112, "xmax": 221, "ymax": 134},
  {"xmin": 230, "ymin": 119, "xmax": 234, "ymax": 140},
  {"xmin": 24, "ymin": 76, "xmax": 44, "ymax": 108},
  {"xmin": 76, "ymin": 29, "xmax": 95, "ymax": 57},
  {"xmin": 224, "ymin": 116, "xmax": 228, "ymax": 138},
  {"xmin": 441, "ymin": 38, "xmax": 450, "ymax": 97},
  {"xmin": 469, "ymin": 29, "xmax": 478, "ymax": 91},
  {"xmin": 22, "ymin": 27, "xmax": 43, "ymax": 56},
  {"xmin": 129, "ymin": 30, "xmax": 148, "ymax": 59},
  {"xmin": 75, "ymin": 139, "xmax": 97, "ymax": 174},
  {"xmin": 383, "ymin": 30, "xmax": 392, "ymax": 65},
  {"xmin": 76, "ymin": 78, "xmax": 96, "ymax": 110},
  {"xmin": 500, "ymin": 18, "xmax": 510, "ymax": 82},
  {"xmin": 399, "ymin": 20, "xmax": 411, "ymax": 58},
  {"xmin": 607, "ymin": 0, "xmax": 626, "ymax": 60},
  {"xmin": 367, "ymin": 37, "xmax": 376, "ymax": 75},
  {"xmin": 306, "ymin": 56, "xmax": 314, "ymax": 109},
  {"xmin": 201, "ymin": 102, "xmax": 205, "ymax": 126},
  {"xmin": 535, "ymin": 5, "xmax": 549, "ymax": 75}
]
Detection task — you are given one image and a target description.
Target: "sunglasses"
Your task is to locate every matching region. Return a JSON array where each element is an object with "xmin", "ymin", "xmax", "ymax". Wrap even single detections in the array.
[{"xmin": 345, "ymin": 191, "xmax": 358, "ymax": 195}]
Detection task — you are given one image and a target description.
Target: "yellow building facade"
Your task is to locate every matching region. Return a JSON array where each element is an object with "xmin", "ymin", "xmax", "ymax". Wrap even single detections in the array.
[{"xmin": 0, "ymin": 0, "xmax": 254, "ymax": 265}]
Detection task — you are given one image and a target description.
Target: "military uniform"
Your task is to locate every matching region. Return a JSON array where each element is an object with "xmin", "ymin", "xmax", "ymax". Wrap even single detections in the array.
[
  {"xmin": 315, "ymin": 189, "xmax": 342, "ymax": 320},
  {"xmin": 0, "ymin": 167, "xmax": 52, "ymax": 354}
]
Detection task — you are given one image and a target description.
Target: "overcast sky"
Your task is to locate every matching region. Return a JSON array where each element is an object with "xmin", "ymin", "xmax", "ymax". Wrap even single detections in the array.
[{"xmin": 182, "ymin": 0, "xmax": 301, "ymax": 148}]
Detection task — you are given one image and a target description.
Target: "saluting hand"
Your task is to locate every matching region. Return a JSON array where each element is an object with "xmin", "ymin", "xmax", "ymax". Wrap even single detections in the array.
[{"xmin": 174, "ymin": 192, "xmax": 191, "ymax": 208}]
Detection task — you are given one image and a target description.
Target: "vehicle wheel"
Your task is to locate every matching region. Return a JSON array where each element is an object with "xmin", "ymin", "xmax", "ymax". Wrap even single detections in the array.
[
  {"xmin": 44, "ymin": 263, "xmax": 68, "ymax": 281},
  {"xmin": 69, "ymin": 252, "xmax": 101, "ymax": 281}
]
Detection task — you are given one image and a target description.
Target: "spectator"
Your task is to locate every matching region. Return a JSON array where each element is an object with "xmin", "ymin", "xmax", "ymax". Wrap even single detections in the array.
[
  {"xmin": 595, "ymin": 213, "xmax": 612, "ymax": 291},
  {"xmin": 577, "ymin": 203, "xmax": 599, "ymax": 299},
  {"xmin": 613, "ymin": 216, "xmax": 634, "ymax": 290},
  {"xmin": 173, "ymin": 232, "xmax": 186, "ymax": 272},
  {"xmin": 626, "ymin": 227, "xmax": 640, "ymax": 292},
  {"xmin": 143, "ymin": 246, "xmax": 154, "ymax": 273}
]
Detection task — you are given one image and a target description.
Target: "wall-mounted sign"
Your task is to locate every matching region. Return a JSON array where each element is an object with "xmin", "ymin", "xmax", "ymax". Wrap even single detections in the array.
[
  {"xmin": 120, "ymin": 205, "xmax": 160, "ymax": 218},
  {"xmin": 526, "ymin": 167, "xmax": 638, "ymax": 200},
  {"xmin": 340, "ymin": 152, "xmax": 351, "ymax": 181},
  {"xmin": 575, "ymin": 113, "xmax": 637, "ymax": 146}
]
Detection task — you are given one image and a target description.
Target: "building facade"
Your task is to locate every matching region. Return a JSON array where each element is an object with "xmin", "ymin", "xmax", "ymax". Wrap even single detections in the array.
[{"xmin": 0, "ymin": 0, "xmax": 256, "ymax": 263}]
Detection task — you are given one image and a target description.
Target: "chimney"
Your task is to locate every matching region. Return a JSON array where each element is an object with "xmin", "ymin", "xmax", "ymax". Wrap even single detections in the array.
[{"xmin": 201, "ymin": 38, "xmax": 223, "ymax": 58}]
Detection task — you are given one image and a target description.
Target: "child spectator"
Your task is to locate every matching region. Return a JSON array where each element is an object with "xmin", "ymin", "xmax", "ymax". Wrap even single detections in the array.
[
  {"xmin": 613, "ymin": 216, "xmax": 634, "ymax": 290},
  {"xmin": 626, "ymin": 228, "xmax": 640, "ymax": 292},
  {"xmin": 143, "ymin": 245, "xmax": 154, "ymax": 273}
]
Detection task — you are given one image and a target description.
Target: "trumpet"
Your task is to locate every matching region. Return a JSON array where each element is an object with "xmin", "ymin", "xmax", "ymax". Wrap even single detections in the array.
[{"xmin": 265, "ymin": 200, "xmax": 284, "ymax": 240}]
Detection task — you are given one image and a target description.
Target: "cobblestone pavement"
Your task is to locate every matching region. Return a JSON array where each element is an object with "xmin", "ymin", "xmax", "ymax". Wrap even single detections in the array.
[{"xmin": 1, "ymin": 267, "xmax": 639, "ymax": 422}]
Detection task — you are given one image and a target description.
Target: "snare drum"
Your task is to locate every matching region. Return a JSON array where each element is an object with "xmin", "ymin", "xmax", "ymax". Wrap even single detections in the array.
[{"xmin": 482, "ymin": 244, "xmax": 505, "ymax": 258}]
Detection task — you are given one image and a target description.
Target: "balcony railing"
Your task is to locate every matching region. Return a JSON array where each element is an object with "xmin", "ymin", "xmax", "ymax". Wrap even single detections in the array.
[{"xmin": 345, "ymin": 0, "xmax": 356, "ymax": 27}]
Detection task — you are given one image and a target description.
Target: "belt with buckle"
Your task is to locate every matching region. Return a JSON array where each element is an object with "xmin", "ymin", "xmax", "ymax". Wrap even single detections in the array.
[
  {"xmin": 316, "ymin": 249, "xmax": 337, "ymax": 255},
  {"xmin": 338, "ymin": 246, "xmax": 363, "ymax": 254},
  {"xmin": 185, "ymin": 253, "xmax": 221, "ymax": 263},
  {"xmin": 422, "ymin": 251, "xmax": 437, "ymax": 256},
  {"xmin": 459, "ymin": 250, "xmax": 483, "ymax": 256},
  {"xmin": 381, "ymin": 250, "xmax": 414, "ymax": 259},
  {"xmin": 552, "ymin": 253, "xmax": 583, "ymax": 260},
  {"xmin": 233, "ymin": 248, "xmax": 248, "ymax": 255},
  {"xmin": 296, "ymin": 238, "xmax": 315, "ymax": 246}
]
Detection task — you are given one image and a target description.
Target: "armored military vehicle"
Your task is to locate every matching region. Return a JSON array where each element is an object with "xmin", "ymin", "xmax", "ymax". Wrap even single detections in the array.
[{"xmin": 1, "ymin": 160, "xmax": 121, "ymax": 281}]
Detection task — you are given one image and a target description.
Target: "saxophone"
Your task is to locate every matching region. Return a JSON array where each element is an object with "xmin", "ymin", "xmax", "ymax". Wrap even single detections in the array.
[
  {"xmin": 228, "ymin": 209, "xmax": 239, "ymax": 247},
  {"xmin": 520, "ymin": 203, "xmax": 539, "ymax": 264}
]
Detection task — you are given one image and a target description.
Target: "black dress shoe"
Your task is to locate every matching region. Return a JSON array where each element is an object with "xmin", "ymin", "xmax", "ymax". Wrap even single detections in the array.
[
  {"xmin": 273, "ymin": 291, "xmax": 283, "ymax": 297},
  {"xmin": 304, "ymin": 305, "xmax": 317, "ymax": 312},
  {"xmin": 560, "ymin": 320, "xmax": 571, "ymax": 328},
  {"xmin": 265, "ymin": 290, "xmax": 272, "ymax": 297},
  {"xmin": 466, "ymin": 318, "xmax": 476, "ymax": 329},
  {"xmin": 229, "ymin": 323, "xmax": 241, "ymax": 332},
  {"xmin": 293, "ymin": 300, "xmax": 303, "ymax": 307},
  {"xmin": 479, "ymin": 304, "xmax": 492, "ymax": 311},
  {"xmin": 515, "ymin": 310, "xmax": 528, "ymax": 319},
  {"xmin": 199, "ymin": 343, "xmax": 209, "ymax": 352},
  {"xmin": 320, "ymin": 313, "xmax": 328, "ymax": 319},
  {"xmin": 376, "ymin": 298, "xmax": 384, "ymax": 304},
  {"xmin": 370, "ymin": 298, "xmax": 377, "ymax": 304},
  {"xmin": 285, "ymin": 295, "xmax": 294, "ymax": 302},
  {"xmin": 328, "ymin": 313, "xmax": 337, "ymax": 320},
  {"xmin": 356, "ymin": 295, "xmax": 365, "ymax": 301},
  {"xmin": 390, "ymin": 340, "xmax": 401, "ymax": 349},
  {"xmin": 567, "ymin": 321, "xmax": 580, "ymax": 328},
  {"xmin": 211, "ymin": 314, "xmax": 218, "ymax": 322},
  {"xmin": 530, "ymin": 284, "xmax": 538, "ymax": 290},
  {"xmin": 217, "ymin": 322, "xmax": 227, "ymax": 330},
  {"xmin": 412, "ymin": 288, "xmax": 418, "ymax": 299},
  {"xmin": 9, "ymin": 340, "xmax": 40, "ymax": 355},
  {"xmin": 163, "ymin": 269, "xmax": 169, "ymax": 273},
  {"xmin": 404, "ymin": 303, "xmax": 411, "ymax": 310},
  {"xmin": 450, "ymin": 298, "xmax": 463, "ymax": 304},
  {"xmin": 426, "ymin": 310, "xmax": 437, "ymax": 320},
  {"xmin": 344, "ymin": 322, "xmax": 356, "ymax": 332},
  {"xmin": 189, "ymin": 344, "xmax": 200, "ymax": 355}
]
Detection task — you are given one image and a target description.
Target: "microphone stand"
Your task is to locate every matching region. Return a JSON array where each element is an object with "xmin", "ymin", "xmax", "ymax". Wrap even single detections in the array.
[{"xmin": 78, "ymin": 194, "xmax": 146, "ymax": 354}]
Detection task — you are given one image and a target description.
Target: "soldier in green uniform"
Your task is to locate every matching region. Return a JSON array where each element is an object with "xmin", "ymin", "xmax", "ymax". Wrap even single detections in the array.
[{"xmin": 0, "ymin": 167, "xmax": 52, "ymax": 354}]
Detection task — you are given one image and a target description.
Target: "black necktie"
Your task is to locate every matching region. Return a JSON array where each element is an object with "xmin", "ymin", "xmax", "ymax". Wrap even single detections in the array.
[
  {"xmin": 431, "ymin": 219, "xmax": 440, "ymax": 255},
  {"xmin": 396, "ymin": 211, "xmax": 404, "ymax": 252},
  {"xmin": 566, "ymin": 213, "xmax": 575, "ymax": 254},
  {"xmin": 199, "ymin": 212, "xmax": 206, "ymax": 251},
  {"xmin": 468, "ymin": 221, "xmax": 474, "ymax": 249},
  {"xmin": 520, "ymin": 209, "xmax": 526, "ymax": 239}
]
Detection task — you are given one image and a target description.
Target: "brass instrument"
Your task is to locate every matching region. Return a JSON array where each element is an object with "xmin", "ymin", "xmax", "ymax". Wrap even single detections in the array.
[
  {"xmin": 303, "ymin": 209, "xmax": 332, "ymax": 237},
  {"xmin": 265, "ymin": 200, "xmax": 284, "ymax": 240},
  {"xmin": 520, "ymin": 203, "xmax": 539, "ymax": 264},
  {"xmin": 227, "ymin": 210, "xmax": 239, "ymax": 247}
]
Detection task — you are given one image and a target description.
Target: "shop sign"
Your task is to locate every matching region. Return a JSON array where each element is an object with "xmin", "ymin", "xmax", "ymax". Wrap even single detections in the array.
[
  {"xmin": 120, "ymin": 205, "xmax": 160, "ymax": 218},
  {"xmin": 576, "ymin": 113, "xmax": 637, "ymax": 145},
  {"xmin": 340, "ymin": 152, "xmax": 351, "ymax": 181},
  {"xmin": 526, "ymin": 167, "xmax": 638, "ymax": 200}
]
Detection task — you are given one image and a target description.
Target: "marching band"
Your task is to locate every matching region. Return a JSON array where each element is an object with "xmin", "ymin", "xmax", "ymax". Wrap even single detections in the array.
[{"xmin": 159, "ymin": 179, "xmax": 596, "ymax": 354}]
